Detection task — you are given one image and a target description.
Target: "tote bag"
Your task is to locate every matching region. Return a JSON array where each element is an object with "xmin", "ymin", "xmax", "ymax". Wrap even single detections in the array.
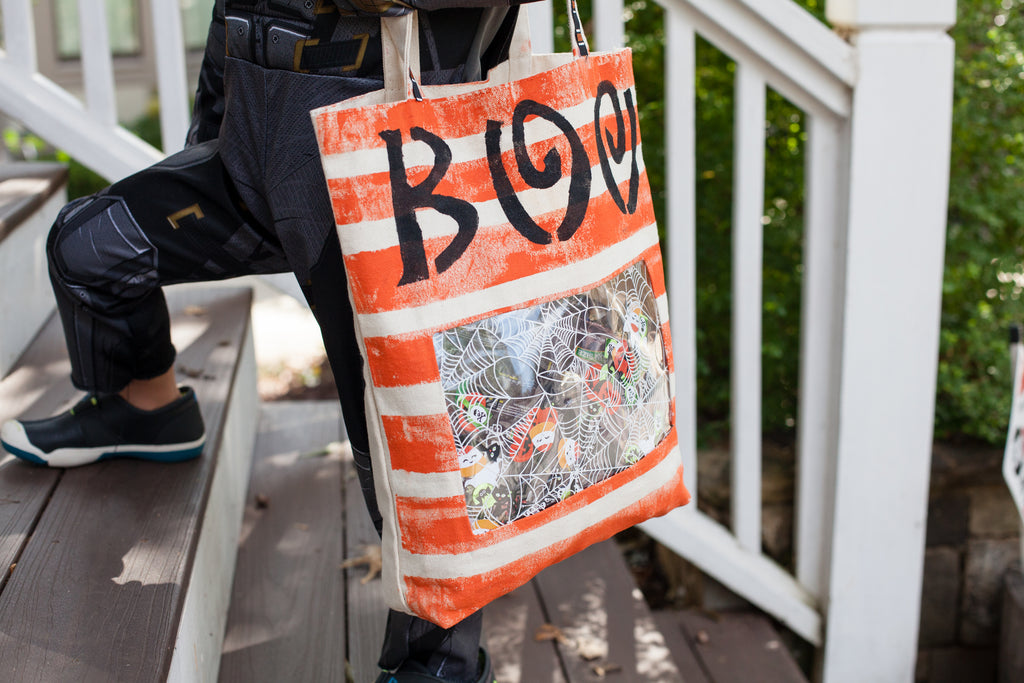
[{"xmin": 311, "ymin": 0, "xmax": 689, "ymax": 628}]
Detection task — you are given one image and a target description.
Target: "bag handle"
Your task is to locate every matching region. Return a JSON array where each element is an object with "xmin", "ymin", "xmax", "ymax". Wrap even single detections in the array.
[
  {"xmin": 381, "ymin": 0, "xmax": 591, "ymax": 103},
  {"xmin": 566, "ymin": 0, "xmax": 591, "ymax": 58},
  {"xmin": 382, "ymin": 10, "xmax": 420, "ymax": 103}
]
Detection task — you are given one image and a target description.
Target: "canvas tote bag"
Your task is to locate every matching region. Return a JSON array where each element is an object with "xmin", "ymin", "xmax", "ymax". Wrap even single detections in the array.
[{"xmin": 311, "ymin": 0, "xmax": 690, "ymax": 628}]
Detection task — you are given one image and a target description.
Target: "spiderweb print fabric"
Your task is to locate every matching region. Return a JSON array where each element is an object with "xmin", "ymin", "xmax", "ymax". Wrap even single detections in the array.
[{"xmin": 433, "ymin": 262, "xmax": 672, "ymax": 534}]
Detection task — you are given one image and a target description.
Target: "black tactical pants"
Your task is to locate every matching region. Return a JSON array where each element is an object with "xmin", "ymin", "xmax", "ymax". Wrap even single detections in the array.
[{"xmin": 46, "ymin": 57, "xmax": 483, "ymax": 681}]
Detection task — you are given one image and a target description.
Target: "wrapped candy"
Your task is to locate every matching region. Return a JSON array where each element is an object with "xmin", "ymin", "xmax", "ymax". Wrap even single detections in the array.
[{"xmin": 434, "ymin": 262, "xmax": 672, "ymax": 532}]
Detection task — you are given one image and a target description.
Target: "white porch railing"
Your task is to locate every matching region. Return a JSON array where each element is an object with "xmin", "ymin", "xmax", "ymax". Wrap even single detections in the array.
[
  {"xmin": 629, "ymin": 2, "xmax": 955, "ymax": 682},
  {"xmin": 0, "ymin": 1, "xmax": 957, "ymax": 681}
]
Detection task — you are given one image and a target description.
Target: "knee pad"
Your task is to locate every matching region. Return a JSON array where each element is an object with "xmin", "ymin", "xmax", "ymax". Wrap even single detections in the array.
[{"xmin": 48, "ymin": 195, "xmax": 159, "ymax": 309}]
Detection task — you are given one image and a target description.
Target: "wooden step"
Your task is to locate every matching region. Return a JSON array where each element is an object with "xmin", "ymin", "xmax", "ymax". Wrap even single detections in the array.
[
  {"xmin": 226, "ymin": 401, "xmax": 804, "ymax": 683},
  {"xmin": 0, "ymin": 162, "xmax": 66, "ymax": 378},
  {"xmin": 0, "ymin": 286, "xmax": 258, "ymax": 683},
  {"xmin": 219, "ymin": 401, "xmax": 348, "ymax": 682},
  {"xmin": 654, "ymin": 610, "xmax": 808, "ymax": 683}
]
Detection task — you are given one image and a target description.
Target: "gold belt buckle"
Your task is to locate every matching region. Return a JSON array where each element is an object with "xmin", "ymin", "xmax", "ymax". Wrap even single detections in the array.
[{"xmin": 293, "ymin": 34, "xmax": 369, "ymax": 73}]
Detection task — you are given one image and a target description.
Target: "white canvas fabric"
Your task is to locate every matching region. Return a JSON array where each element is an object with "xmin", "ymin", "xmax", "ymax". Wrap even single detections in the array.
[{"xmin": 312, "ymin": 0, "xmax": 689, "ymax": 627}]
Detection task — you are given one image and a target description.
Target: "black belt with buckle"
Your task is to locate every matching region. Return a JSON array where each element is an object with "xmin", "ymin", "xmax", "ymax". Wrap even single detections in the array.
[{"xmin": 225, "ymin": 11, "xmax": 374, "ymax": 74}]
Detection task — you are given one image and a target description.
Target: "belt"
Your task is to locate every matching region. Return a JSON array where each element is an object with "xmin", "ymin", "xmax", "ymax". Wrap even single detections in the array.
[{"xmin": 225, "ymin": 12, "xmax": 372, "ymax": 73}]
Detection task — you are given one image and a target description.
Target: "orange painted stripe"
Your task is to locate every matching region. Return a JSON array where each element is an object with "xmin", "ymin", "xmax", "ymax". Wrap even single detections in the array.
[
  {"xmin": 364, "ymin": 252, "xmax": 670, "ymax": 388},
  {"xmin": 365, "ymin": 334, "xmax": 440, "ymax": 388},
  {"xmin": 315, "ymin": 52, "xmax": 636, "ymax": 155},
  {"xmin": 326, "ymin": 110, "xmax": 643, "ymax": 227},
  {"xmin": 395, "ymin": 429, "xmax": 680, "ymax": 555},
  {"xmin": 343, "ymin": 180, "xmax": 655, "ymax": 315},
  {"xmin": 643, "ymin": 244, "xmax": 667, "ymax": 299},
  {"xmin": 636, "ymin": 243, "xmax": 674, "ymax": 376},
  {"xmin": 660, "ymin": 320, "xmax": 676, "ymax": 380},
  {"xmin": 400, "ymin": 462, "xmax": 689, "ymax": 628},
  {"xmin": 381, "ymin": 414, "xmax": 458, "ymax": 473},
  {"xmin": 395, "ymin": 495, "xmax": 473, "ymax": 543}
]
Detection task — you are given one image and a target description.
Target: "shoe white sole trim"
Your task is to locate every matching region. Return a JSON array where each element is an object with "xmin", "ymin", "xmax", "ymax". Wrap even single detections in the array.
[{"xmin": 1, "ymin": 420, "xmax": 206, "ymax": 468}]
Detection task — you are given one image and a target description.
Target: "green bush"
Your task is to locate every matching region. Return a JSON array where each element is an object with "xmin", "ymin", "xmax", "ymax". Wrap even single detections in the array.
[
  {"xmin": 616, "ymin": 0, "xmax": 1021, "ymax": 447},
  {"xmin": 935, "ymin": 0, "xmax": 1024, "ymax": 444},
  {"xmin": 618, "ymin": 1, "xmax": 818, "ymax": 445}
]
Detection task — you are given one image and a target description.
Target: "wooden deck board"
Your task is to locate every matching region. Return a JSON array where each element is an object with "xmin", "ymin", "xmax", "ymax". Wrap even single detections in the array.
[
  {"xmin": 0, "ymin": 464, "xmax": 60, "ymax": 594},
  {"xmin": 0, "ymin": 310, "xmax": 73, "ymax": 586},
  {"xmin": 651, "ymin": 611, "xmax": 712, "ymax": 683},
  {"xmin": 483, "ymin": 583, "xmax": 567, "ymax": 683},
  {"xmin": 221, "ymin": 404, "xmax": 808, "ymax": 683},
  {"xmin": 533, "ymin": 538, "xmax": 684, "ymax": 683},
  {"xmin": 342, "ymin": 441, "xmax": 390, "ymax": 683},
  {"xmin": 674, "ymin": 611, "xmax": 808, "ymax": 683},
  {"xmin": 219, "ymin": 402, "xmax": 347, "ymax": 683},
  {"xmin": 0, "ymin": 288, "xmax": 253, "ymax": 683}
]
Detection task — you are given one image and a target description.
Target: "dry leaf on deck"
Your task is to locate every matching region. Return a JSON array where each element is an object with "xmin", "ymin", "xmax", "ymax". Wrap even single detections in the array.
[
  {"xmin": 534, "ymin": 623, "xmax": 568, "ymax": 644},
  {"xmin": 341, "ymin": 544, "xmax": 382, "ymax": 584},
  {"xmin": 591, "ymin": 663, "xmax": 622, "ymax": 678}
]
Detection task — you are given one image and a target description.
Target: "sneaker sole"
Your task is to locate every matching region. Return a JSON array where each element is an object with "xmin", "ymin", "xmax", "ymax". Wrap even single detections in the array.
[{"xmin": 1, "ymin": 421, "xmax": 205, "ymax": 468}]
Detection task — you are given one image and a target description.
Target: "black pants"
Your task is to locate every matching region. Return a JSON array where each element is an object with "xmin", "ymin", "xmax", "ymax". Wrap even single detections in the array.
[{"xmin": 46, "ymin": 57, "xmax": 482, "ymax": 681}]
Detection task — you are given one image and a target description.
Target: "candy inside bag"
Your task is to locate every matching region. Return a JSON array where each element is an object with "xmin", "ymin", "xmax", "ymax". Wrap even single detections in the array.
[{"xmin": 434, "ymin": 262, "xmax": 672, "ymax": 533}]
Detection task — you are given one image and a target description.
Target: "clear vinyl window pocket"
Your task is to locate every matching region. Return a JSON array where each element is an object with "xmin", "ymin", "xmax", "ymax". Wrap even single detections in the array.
[{"xmin": 432, "ymin": 262, "xmax": 672, "ymax": 534}]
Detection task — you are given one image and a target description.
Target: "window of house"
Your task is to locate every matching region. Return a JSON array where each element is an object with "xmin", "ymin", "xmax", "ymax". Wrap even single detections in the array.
[
  {"xmin": 55, "ymin": 0, "xmax": 141, "ymax": 59},
  {"xmin": 182, "ymin": 0, "xmax": 216, "ymax": 50}
]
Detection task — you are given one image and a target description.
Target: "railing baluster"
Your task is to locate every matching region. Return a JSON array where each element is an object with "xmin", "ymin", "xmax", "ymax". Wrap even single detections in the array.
[
  {"xmin": 76, "ymin": 0, "xmax": 118, "ymax": 126},
  {"xmin": 526, "ymin": 1, "xmax": 554, "ymax": 55},
  {"xmin": 731, "ymin": 63, "xmax": 765, "ymax": 554},
  {"xmin": 593, "ymin": 0, "xmax": 625, "ymax": 51},
  {"xmin": 1, "ymin": 0, "xmax": 39, "ymax": 73},
  {"xmin": 664, "ymin": 0, "xmax": 853, "ymax": 119},
  {"xmin": 147, "ymin": 0, "xmax": 190, "ymax": 152},
  {"xmin": 664, "ymin": 5, "xmax": 699, "ymax": 505},
  {"xmin": 795, "ymin": 112, "xmax": 848, "ymax": 599}
]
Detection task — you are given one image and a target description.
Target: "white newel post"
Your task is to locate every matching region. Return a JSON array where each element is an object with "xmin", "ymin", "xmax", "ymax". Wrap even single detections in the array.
[{"xmin": 822, "ymin": 2, "xmax": 956, "ymax": 682}]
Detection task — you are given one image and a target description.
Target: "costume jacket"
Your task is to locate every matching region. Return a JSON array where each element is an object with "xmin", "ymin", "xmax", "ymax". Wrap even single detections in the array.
[{"xmin": 188, "ymin": 0, "xmax": 540, "ymax": 144}]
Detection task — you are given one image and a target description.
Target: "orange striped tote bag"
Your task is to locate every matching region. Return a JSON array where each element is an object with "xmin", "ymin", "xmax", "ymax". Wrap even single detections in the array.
[{"xmin": 311, "ymin": 0, "xmax": 689, "ymax": 628}]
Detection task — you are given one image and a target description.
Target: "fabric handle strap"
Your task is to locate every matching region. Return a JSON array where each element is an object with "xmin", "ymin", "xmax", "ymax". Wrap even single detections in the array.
[
  {"xmin": 381, "ymin": 0, "xmax": 591, "ymax": 103},
  {"xmin": 567, "ymin": 0, "xmax": 590, "ymax": 57},
  {"xmin": 382, "ymin": 10, "xmax": 419, "ymax": 103}
]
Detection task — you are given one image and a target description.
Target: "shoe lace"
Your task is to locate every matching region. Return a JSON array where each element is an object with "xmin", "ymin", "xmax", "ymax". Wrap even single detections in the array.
[{"xmin": 68, "ymin": 394, "xmax": 101, "ymax": 417}]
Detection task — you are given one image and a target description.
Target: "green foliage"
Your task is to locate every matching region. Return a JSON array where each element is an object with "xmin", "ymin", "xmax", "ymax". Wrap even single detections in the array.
[
  {"xmin": 547, "ymin": 0, "xmax": 817, "ymax": 444},
  {"xmin": 688, "ymin": 41, "xmax": 807, "ymax": 444},
  {"xmin": 619, "ymin": 2, "xmax": 815, "ymax": 445},
  {"xmin": 936, "ymin": 0, "xmax": 1024, "ymax": 444},
  {"xmin": 616, "ymin": 0, "xmax": 1022, "ymax": 447}
]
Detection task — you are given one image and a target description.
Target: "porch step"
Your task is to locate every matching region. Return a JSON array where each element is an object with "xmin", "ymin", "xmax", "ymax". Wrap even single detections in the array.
[
  {"xmin": 654, "ymin": 610, "xmax": 808, "ymax": 683},
  {"xmin": 0, "ymin": 162, "xmax": 66, "ymax": 378},
  {"xmin": 219, "ymin": 401, "xmax": 348, "ymax": 682},
  {"xmin": 221, "ymin": 401, "xmax": 806, "ymax": 683},
  {"xmin": 0, "ymin": 286, "xmax": 258, "ymax": 683}
]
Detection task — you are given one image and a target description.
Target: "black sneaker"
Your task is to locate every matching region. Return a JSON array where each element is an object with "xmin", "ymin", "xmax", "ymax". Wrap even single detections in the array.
[
  {"xmin": 0, "ymin": 387, "xmax": 206, "ymax": 467},
  {"xmin": 374, "ymin": 648, "xmax": 495, "ymax": 683}
]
